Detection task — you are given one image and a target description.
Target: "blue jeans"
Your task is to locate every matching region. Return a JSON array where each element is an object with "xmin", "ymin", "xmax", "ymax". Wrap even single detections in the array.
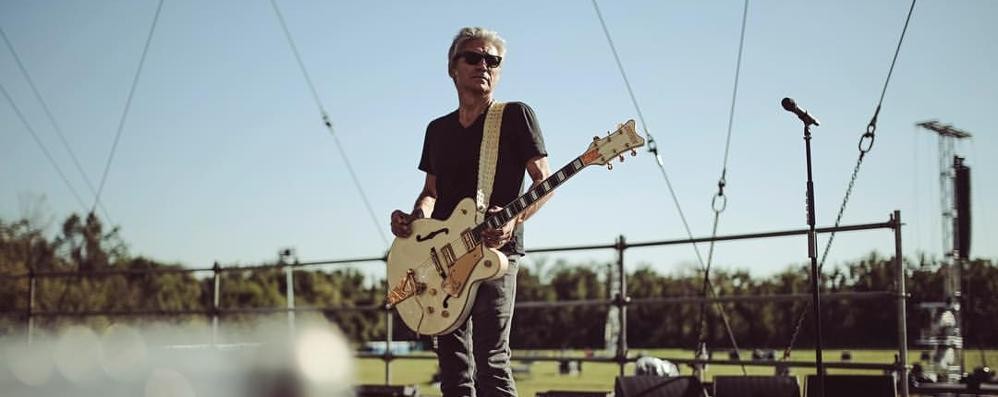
[{"xmin": 438, "ymin": 255, "xmax": 519, "ymax": 397}]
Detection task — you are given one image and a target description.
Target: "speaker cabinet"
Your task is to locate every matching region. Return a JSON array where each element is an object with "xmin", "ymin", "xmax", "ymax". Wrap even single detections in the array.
[
  {"xmin": 954, "ymin": 157, "xmax": 971, "ymax": 259},
  {"xmin": 713, "ymin": 376, "xmax": 800, "ymax": 397},
  {"xmin": 805, "ymin": 375, "xmax": 896, "ymax": 397},
  {"xmin": 614, "ymin": 376, "xmax": 703, "ymax": 397},
  {"xmin": 537, "ymin": 391, "xmax": 613, "ymax": 397},
  {"xmin": 356, "ymin": 384, "xmax": 420, "ymax": 397}
]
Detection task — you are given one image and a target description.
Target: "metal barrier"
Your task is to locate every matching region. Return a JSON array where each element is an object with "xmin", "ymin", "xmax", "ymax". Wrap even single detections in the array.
[{"xmin": 0, "ymin": 211, "xmax": 909, "ymax": 396}]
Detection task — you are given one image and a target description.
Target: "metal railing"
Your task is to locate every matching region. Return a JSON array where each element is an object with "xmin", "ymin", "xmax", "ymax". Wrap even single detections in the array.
[{"xmin": 0, "ymin": 211, "xmax": 910, "ymax": 395}]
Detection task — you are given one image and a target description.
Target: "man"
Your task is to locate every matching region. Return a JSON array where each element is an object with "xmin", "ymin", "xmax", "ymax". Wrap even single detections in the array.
[{"xmin": 390, "ymin": 27, "xmax": 551, "ymax": 396}]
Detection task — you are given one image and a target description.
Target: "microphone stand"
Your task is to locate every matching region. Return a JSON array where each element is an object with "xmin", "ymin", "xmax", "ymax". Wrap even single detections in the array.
[{"xmin": 802, "ymin": 122, "xmax": 825, "ymax": 397}]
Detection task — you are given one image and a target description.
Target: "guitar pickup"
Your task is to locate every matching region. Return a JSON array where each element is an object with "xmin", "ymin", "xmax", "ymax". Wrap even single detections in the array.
[{"xmin": 430, "ymin": 247, "xmax": 447, "ymax": 278}]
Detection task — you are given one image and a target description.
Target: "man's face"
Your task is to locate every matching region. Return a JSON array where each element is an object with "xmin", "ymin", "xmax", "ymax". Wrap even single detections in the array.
[{"xmin": 450, "ymin": 39, "xmax": 502, "ymax": 95}]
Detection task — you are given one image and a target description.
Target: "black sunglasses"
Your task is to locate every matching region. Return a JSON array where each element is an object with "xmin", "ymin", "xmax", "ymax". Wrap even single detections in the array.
[{"xmin": 454, "ymin": 51, "xmax": 502, "ymax": 68}]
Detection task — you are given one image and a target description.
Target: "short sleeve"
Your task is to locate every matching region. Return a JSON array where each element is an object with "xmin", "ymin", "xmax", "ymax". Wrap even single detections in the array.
[
  {"xmin": 418, "ymin": 124, "xmax": 434, "ymax": 174},
  {"xmin": 506, "ymin": 102, "xmax": 546, "ymax": 163}
]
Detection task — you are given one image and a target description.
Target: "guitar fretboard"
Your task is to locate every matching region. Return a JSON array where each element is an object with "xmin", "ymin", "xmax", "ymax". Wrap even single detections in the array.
[{"xmin": 471, "ymin": 156, "xmax": 587, "ymax": 240}]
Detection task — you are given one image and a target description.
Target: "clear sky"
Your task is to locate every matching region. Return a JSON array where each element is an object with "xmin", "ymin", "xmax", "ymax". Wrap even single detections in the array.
[{"xmin": 1, "ymin": 1, "xmax": 995, "ymax": 281}]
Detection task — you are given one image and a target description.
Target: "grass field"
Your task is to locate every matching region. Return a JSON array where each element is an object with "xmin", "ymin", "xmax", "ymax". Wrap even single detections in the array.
[{"xmin": 356, "ymin": 349, "xmax": 998, "ymax": 396}]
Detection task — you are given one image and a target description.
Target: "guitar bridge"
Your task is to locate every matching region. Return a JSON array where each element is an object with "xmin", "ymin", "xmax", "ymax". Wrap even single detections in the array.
[{"xmin": 386, "ymin": 269, "xmax": 423, "ymax": 307}]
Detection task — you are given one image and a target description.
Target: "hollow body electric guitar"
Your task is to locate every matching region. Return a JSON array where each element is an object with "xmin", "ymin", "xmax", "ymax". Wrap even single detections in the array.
[{"xmin": 386, "ymin": 120, "xmax": 645, "ymax": 335}]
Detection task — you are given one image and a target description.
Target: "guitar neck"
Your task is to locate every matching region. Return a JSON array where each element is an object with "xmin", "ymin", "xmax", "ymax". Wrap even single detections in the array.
[{"xmin": 475, "ymin": 155, "xmax": 588, "ymax": 235}]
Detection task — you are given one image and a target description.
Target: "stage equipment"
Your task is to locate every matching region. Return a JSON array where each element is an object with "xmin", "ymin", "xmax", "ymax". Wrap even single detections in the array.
[
  {"xmin": 537, "ymin": 391, "xmax": 612, "ymax": 397},
  {"xmin": 805, "ymin": 375, "xmax": 896, "ymax": 397},
  {"xmin": 713, "ymin": 375, "xmax": 800, "ymax": 397},
  {"xmin": 782, "ymin": 96, "xmax": 826, "ymax": 397},
  {"xmin": 954, "ymin": 157, "xmax": 971, "ymax": 259},
  {"xmin": 781, "ymin": 97, "xmax": 821, "ymax": 126},
  {"xmin": 356, "ymin": 384, "xmax": 419, "ymax": 397},
  {"xmin": 614, "ymin": 376, "xmax": 703, "ymax": 397}
]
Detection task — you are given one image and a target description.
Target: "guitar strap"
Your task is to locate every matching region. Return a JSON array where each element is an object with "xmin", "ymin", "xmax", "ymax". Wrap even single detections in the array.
[{"xmin": 476, "ymin": 101, "xmax": 506, "ymax": 222}]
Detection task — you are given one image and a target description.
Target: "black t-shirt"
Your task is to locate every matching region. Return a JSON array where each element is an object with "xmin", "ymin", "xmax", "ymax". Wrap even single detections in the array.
[{"xmin": 418, "ymin": 101, "xmax": 547, "ymax": 255}]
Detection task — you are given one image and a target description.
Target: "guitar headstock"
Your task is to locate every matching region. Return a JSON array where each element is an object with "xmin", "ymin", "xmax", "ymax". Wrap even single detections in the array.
[{"xmin": 581, "ymin": 119, "xmax": 645, "ymax": 167}]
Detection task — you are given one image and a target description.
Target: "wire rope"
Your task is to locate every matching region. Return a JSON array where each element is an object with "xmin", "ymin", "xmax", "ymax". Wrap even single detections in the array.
[
  {"xmin": 269, "ymin": 0, "xmax": 389, "ymax": 247},
  {"xmin": 0, "ymin": 26, "xmax": 113, "ymax": 223},
  {"xmin": 91, "ymin": 0, "xmax": 165, "ymax": 216}
]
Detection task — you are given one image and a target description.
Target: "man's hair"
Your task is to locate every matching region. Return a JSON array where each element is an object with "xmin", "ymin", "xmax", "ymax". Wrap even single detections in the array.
[{"xmin": 447, "ymin": 27, "xmax": 506, "ymax": 72}]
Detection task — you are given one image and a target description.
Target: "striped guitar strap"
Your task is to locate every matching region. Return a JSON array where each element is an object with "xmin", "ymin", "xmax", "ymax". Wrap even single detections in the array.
[{"xmin": 476, "ymin": 102, "xmax": 506, "ymax": 223}]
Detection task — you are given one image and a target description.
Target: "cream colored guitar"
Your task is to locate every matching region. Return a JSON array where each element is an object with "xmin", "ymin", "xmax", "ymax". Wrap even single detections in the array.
[{"xmin": 386, "ymin": 120, "xmax": 645, "ymax": 335}]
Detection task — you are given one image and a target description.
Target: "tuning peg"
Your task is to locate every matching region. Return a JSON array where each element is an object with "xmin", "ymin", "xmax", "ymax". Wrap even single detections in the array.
[
  {"xmin": 618, "ymin": 154, "xmax": 625, "ymax": 162},
  {"xmin": 605, "ymin": 131, "xmax": 612, "ymax": 141},
  {"xmin": 631, "ymin": 149, "xmax": 638, "ymax": 157},
  {"xmin": 593, "ymin": 135, "xmax": 600, "ymax": 141},
  {"xmin": 607, "ymin": 163, "xmax": 613, "ymax": 171}
]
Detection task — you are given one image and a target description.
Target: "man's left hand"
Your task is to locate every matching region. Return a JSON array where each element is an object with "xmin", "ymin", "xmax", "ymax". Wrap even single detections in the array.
[{"xmin": 481, "ymin": 206, "xmax": 517, "ymax": 248}]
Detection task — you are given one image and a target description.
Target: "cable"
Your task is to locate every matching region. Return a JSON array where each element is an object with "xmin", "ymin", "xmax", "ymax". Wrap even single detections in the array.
[
  {"xmin": 782, "ymin": 0, "xmax": 917, "ymax": 360},
  {"xmin": 912, "ymin": 125, "xmax": 922, "ymax": 256},
  {"xmin": 1, "ymin": 81, "xmax": 89, "ymax": 212},
  {"xmin": 694, "ymin": 0, "xmax": 750, "ymax": 375},
  {"xmin": 592, "ymin": 0, "xmax": 744, "ymax": 366},
  {"xmin": 269, "ymin": 0, "xmax": 388, "ymax": 247},
  {"xmin": 91, "ymin": 0, "xmax": 165, "ymax": 215},
  {"xmin": 0, "ymin": 26, "xmax": 114, "ymax": 224},
  {"xmin": 719, "ymin": 0, "xmax": 749, "ymax": 181},
  {"xmin": 815, "ymin": 0, "xmax": 918, "ymax": 273},
  {"xmin": 591, "ymin": 0, "xmax": 705, "ymax": 268}
]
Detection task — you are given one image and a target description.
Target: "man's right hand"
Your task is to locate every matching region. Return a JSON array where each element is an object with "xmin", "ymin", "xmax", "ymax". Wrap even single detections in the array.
[{"xmin": 390, "ymin": 209, "xmax": 422, "ymax": 238}]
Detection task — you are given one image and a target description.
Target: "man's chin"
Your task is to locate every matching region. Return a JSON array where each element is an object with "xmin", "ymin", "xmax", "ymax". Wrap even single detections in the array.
[{"xmin": 463, "ymin": 85, "xmax": 492, "ymax": 95}]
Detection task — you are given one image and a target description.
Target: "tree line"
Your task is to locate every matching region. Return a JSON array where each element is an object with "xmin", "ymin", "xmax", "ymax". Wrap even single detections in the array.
[{"xmin": 1, "ymin": 213, "xmax": 995, "ymax": 350}]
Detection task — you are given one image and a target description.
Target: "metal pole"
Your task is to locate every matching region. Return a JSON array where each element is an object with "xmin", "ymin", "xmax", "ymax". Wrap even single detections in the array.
[
  {"xmin": 385, "ymin": 305, "xmax": 393, "ymax": 384},
  {"xmin": 285, "ymin": 260, "xmax": 296, "ymax": 336},
  {"xmin": 616, "ymin": 235, "xmax": 628, "ymax": 377},
  {"xmin": 383, "ymin": 254, "xmax": 393, "ymax": 385},
  {"xmin": 212, "ymin": 261, "xmax": 221, "ymax": 346},
  {"xmin": 803, "ymin": 124, "xmax": 825, "ymax": 397},
  {"xmin": 27, "ymin": 268, "xmax": 36, "ymax": 345},
  {"xmin": 894, "ymin": 210, "xmax": 909, "ymax": 397}
]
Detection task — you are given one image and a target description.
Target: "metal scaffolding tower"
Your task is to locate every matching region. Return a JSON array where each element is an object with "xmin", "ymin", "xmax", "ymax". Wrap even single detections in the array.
[{"xmin": 914, "ymin": 120, "xmax": 972, "ymax": 383}]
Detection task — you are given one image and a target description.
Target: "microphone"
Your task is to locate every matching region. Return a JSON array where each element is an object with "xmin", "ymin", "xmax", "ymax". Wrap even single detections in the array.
[{"xmin": 781, "ymin": 97, "xmax": 820, "ymax": 126}]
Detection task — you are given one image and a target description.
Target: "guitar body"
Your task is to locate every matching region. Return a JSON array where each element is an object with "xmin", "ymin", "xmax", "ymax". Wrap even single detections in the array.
[{"xmin": 387, "ymin": 197, "xmax": 509, "ymax": 335}]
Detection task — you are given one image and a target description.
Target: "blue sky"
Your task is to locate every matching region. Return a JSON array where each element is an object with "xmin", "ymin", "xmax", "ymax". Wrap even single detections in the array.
[{"xmin": 1, "ymin": 1, "xmax": 995, "ymax": 280}]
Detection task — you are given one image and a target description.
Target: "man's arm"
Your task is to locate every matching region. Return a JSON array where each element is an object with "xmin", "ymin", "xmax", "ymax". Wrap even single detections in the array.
[
  {"xmin": 390, "ymin": 173, "xmax": 437, "ymax": 238},
  {"xmin": 482, "ymin": 155, "xmax": 551, "ymax": 248},
  {"xmin": 413, "ymin": 173, "xmax": 437, "ymax": 219},
  {"xmin": 515, "ymin": 155, "xmax": 552, "ymax": 224}
]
